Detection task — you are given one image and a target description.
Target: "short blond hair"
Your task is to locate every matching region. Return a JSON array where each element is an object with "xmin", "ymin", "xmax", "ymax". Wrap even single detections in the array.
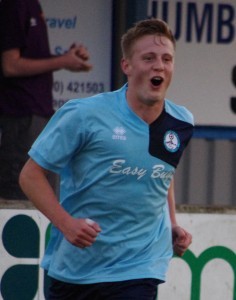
[{"xmin": 121, "ymin": 19, "xmax": 176, "ymax": 58}]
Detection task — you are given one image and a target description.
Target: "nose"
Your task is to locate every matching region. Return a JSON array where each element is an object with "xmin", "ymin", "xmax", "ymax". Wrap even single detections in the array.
[{"xmin": 153, "ymin": 57, "xmax": 164, "ymax": 71}]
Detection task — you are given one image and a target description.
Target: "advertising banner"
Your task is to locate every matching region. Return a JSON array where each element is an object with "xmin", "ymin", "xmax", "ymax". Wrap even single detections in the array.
[
  {"xmin": 158, "ymin": 213, "xmax": 236, "ymax": 300},
  {"xmin": 148, "ymin": 0, "xmax": 236, "ymax": 126},
  {"xmin": 0, "ymin": 210, "xmax": 235, "ymax": 300},
  {"xmin": 39, "ymin": 0, "xmax": 112, "ymax": 110}
]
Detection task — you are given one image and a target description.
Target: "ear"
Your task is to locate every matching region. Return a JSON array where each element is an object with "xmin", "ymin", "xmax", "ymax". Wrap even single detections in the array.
[{"xmin": 121, "ymin": 57, "xmax": 131, "ymax": 76}]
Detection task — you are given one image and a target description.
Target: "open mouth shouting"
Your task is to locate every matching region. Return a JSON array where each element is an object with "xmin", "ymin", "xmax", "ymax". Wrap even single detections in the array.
[{"xmin": 150, "ymin": 76, "xmax": 164, "ymax": 87}]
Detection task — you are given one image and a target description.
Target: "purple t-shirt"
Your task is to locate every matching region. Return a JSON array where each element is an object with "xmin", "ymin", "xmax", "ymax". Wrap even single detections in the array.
[{"xmin": 0, "ymin": 0, "xmax": 54, "ymax": 117}]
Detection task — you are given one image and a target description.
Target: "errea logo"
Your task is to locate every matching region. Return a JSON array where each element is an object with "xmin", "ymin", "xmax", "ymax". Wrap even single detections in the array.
[{"xmin": 112, "ymin": 127, "xmax": 127, "ymax": 140}]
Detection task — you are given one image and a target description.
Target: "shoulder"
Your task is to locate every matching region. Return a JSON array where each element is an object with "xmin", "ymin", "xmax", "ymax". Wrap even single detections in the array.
[
  {"xmin": 61, "ymin": 89, "xmax": 121, "ymax": 112},
  {"xmin": 165, "ymin": 99, "xmax": 194, "ymax": 125}
]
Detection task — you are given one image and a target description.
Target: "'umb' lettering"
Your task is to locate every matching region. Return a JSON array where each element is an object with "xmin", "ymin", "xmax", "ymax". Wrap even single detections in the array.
[{"xmin": 148, "ymin": 1, "xmax": 235, "ymax": 44}]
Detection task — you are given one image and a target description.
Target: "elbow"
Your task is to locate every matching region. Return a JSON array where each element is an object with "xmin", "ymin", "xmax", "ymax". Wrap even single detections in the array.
[
  {"xmin": 1, "ymin": 55, "xmax": 20, "ymax": 77},
  {"xmin": 19, "ymin": 160, "xmax": 33, "ymax": 195},
  {"xmin": 19, "ymin": 167, "xmax": 28, "ymax": 195},
  {"xmin": 1, "ymin": 48, "xmax": 22, "ymax": 77},
  {"xmin": 2, "ymin": 63, "xmax": 17, "ymax": 77},
  {"xmin": 18, "ymin": 169, "xmax": 24, "ymax": 188}
]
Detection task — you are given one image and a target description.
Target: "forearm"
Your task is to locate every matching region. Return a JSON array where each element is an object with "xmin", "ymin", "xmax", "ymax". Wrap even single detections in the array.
[
  {"xmin": 19, "ymin": 159, "xmax": 71, "ymax": 231},
  {"xmin": 167, "ymin": 178, "xmax": 178, "ymax": 227},
  {"xmin": 168, "ymin": 178, "xmax": 192, "ymax": 256},
  {"xmin": 2, "ymin": 53, "xmax": 67, "ymax": 77},
  {"xmin": 2, "ymin": 45, "xmax": 92, "ymax": 77},
  {"xmin": 19, "ymin": 158, "xmax": 101, "ymax": 248}
]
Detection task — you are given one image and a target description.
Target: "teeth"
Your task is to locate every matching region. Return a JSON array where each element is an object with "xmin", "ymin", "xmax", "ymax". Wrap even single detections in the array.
[{"xmin": 151, "ymin": 77, "xmax": 163, "ymax": 86}]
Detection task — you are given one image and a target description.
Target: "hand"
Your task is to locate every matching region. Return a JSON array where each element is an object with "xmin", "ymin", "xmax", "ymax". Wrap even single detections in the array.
[
  {"xmin": 63, "ymin": 44, "xmax": 93, "ymax": 72},
  {"xmin": 172, "ymin": 225, "xmax": 192, "ymax": 256},
  {"xmin": 61, "ymin": 217, "xmax": 101, "ymax": 248},
  {"xmin": 71, "ymin": 44, "xmax": 90, "ymax": 61}
]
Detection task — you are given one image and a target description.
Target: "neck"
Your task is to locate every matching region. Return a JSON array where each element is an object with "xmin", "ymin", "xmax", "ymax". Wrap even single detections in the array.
[
  {"xmin": 126, "ymin": 93, "xmax": 164, "ymax": 124},
  {"xmin": 135, "ymin": 105, "xmax": 164, "ymax": 124}
]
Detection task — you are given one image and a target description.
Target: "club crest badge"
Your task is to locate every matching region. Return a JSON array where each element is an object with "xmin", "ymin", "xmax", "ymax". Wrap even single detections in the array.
[{"xmin": 164, "ymin": 131, "xmax": 180, "ymax": 152}]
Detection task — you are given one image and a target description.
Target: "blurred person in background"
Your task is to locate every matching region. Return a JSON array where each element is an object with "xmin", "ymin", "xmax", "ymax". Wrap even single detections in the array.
[{"xmin": 0, "ymin": 0, "xmax": 92, "ymax": 200}]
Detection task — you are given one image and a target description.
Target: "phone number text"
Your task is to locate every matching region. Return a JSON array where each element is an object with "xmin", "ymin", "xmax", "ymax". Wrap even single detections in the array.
[{"xmin": 53, "ymin": 81, "xmax": 105, "ymax": 95}]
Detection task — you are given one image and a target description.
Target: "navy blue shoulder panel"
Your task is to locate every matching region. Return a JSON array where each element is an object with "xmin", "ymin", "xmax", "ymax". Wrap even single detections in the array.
[{"xmin": 149, "ymin": 109, "xmax": 194, "ymax": 168}]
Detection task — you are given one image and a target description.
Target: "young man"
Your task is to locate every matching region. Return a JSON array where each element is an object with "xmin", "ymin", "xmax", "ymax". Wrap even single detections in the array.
[
  {"xmin": 0, "ymin": 0, "xmax": 92, "ymax": 199},
  {"xmin": 19, "ymin": 19, "xmax": 194, "ymax": 300}
]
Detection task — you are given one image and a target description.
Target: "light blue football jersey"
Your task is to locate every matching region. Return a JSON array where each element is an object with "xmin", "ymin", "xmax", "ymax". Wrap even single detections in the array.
[{"xmin": 29, "ymin": 84, "xmax": 194, "ymax": 284}]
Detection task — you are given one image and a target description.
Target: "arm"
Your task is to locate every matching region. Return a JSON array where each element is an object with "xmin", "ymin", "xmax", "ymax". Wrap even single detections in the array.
[
  {"xmin": 19, "ymin": 158, "xmax": 101, "ymax": 248},
  {"xmin": 1, "ymin": 44, "xmax": 92, "ymax": 77},
  {"xmin": 168, "ymin": 178, "xmax": 192, "ymax": 256}
]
